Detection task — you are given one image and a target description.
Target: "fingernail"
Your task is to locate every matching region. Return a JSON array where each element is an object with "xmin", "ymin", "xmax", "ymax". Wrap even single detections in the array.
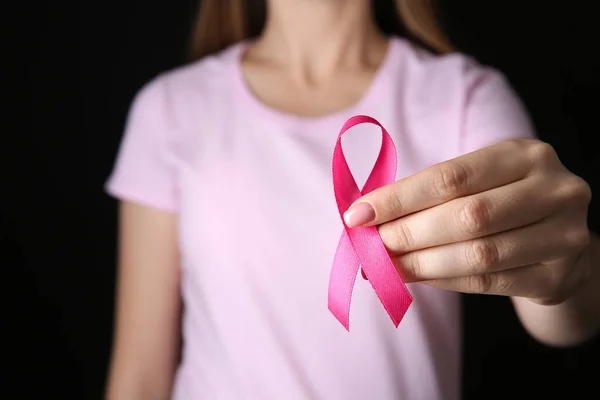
[{"xmin": 344, "ymin": 202, "xmax": 375, "ymax": 227}]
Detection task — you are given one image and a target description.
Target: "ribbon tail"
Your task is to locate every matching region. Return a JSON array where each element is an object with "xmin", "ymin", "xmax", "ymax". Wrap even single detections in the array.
[
  {"xmin": 369, "ymin": 276, "xmax": 413, "ymax": 328},
  {"xmin": 328, "ymin": 231, "xmax": 360, "ymax": 331},
  {"xmin": 349, "ymin": 226, "xmax": 413, "ymax": 328}
]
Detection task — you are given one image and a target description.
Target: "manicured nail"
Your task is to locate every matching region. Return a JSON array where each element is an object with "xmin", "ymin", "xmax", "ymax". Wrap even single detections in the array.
[{"xmin": 344, "ymin": 202, "xmax": 375, "ymax": 227}]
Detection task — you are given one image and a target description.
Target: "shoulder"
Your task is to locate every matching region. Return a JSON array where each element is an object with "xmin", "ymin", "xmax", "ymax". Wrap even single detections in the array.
[
  {"xmin": 391, "ymin": 37, "xmax": 510, "ymax": 101},
  {"xmin": 130, "ymin": 42, "xmax": 243, "ymax": 127},
  {"xmin": 393, "ymin": 36, "xmax": 505, "ymax": 88},
  {"xmin": 387, "ymin": 37, "xmax": 534, "ymax": 153},
  {"xmin": 162, "ymin": 43, "xmax": 241, "ymax": 97},
  {"xmin": 389, "ymin": 36, "xmax": 517, "ymax": 117}
]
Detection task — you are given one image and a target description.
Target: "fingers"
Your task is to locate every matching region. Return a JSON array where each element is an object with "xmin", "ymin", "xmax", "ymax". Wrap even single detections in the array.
[
  {"xmin": 344, "ymin": 140, "xmax": 531, "ymax": 227},
  {"xmin": 394, "ymin": 218, "xmax": 575, "ymax": 283},
  {"xmin": 379, "ymin": 175, "xmax": 552, "ymax": 254},
  {"xmin": 420, "ymin": 261, "xmax": 584, "ymax": 303},
  {"xmin": 420, "ymin": 264, "xmax": 555, "ymax": 298}
]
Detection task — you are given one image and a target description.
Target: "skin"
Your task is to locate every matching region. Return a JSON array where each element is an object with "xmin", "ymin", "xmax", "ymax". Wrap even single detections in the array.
[
  {"xmin": 106, "ymin": 0, "xmax": 598, "ymax": 398},
  {"xmin": 346, "ymin": 139, "xmax": 599, "ymax": 347},
  {"xmin": 106, "ymin": 202, "xmax": 181, "ymax": 399}
]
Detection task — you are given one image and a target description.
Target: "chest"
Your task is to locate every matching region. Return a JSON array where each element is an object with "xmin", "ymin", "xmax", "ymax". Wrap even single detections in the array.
[{"xmin": 174, "ymin": 112, "xmax": 460, "ymax": 275}]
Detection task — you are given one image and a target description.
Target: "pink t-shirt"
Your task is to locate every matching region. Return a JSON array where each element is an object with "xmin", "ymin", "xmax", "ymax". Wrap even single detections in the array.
[{"xmin": 106, "ymin": 37, "xmax": 534, "ymax": 399}]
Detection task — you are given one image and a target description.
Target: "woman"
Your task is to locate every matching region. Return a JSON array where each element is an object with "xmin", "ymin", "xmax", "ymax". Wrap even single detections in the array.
[{"xmin": 105, "ymin": 0, "xmax": 600, "ymax": 399}]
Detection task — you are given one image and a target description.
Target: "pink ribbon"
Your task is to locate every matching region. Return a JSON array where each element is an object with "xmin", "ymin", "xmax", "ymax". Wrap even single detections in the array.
[{"xmin": 328, "ymin": 115, "xmax": 413, "ymax": 331}]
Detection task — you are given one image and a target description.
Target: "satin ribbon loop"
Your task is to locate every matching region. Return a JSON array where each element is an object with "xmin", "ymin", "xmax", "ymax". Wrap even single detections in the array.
[{"xmin": 328, "ymin": 115, "xmax": 413, "ymax": 331}]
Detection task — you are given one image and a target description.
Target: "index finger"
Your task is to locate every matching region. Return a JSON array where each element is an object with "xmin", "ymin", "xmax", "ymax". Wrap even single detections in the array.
[{"xmin": 344, "ymin": 140, "xmax": 531, "ymax": 227}]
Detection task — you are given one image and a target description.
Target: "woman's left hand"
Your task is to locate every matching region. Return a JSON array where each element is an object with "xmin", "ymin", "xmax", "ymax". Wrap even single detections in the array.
[{"xmin": 345, "ymin": 139, "xmax": 593, "ymax": 305}]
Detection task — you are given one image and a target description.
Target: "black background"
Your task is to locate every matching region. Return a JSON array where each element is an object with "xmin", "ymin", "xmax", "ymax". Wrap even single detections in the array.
[{"xmin": 4, "ymin": 0, "xmax": 599, "ymax": 399}]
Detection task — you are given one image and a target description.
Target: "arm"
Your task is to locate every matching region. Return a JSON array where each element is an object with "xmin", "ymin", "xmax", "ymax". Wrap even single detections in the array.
[
  {"xmin": 511, "ymin": 234, "xmax": 600, "ymax": 347},
  {"xmin": 105, "ymin": 201, "xmax": 181, "ymax": 400},
  {"xmin": 458, "ymin": 62, "xmax": 600, "ymax": 347},
  {"xmin": 347, "ymin": 60, "xmax": 600, "ymax": 348}
]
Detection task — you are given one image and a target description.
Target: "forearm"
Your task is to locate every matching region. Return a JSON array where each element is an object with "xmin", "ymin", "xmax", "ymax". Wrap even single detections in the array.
[
  {"xmin": 512, "ymin": 234, "xmax": 600, "ymax": 347},
  {"xmin": 105, "ymin": 367, "xmax": 173, "ymax": 400}
]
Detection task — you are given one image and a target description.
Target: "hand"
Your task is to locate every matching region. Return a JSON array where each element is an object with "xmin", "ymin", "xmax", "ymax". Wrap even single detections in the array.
[{"xmin": 345, "ymin": 139, "xmax": 593, "ymax": 305}]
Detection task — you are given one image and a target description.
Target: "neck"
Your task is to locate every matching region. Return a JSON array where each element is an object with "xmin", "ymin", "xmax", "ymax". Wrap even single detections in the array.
[{"xmin": 251, "ymin": 0, "xmax": 386, "ymax": 79}]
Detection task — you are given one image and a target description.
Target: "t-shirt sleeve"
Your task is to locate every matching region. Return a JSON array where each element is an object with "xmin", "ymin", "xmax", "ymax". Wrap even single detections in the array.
[
  {"xmin": 105, "ymin": 78, "xmax": 178, "ymax": 212},
  {"xmin": 461, "ymin": 59, "xmax": 537, "ymax": 154}
]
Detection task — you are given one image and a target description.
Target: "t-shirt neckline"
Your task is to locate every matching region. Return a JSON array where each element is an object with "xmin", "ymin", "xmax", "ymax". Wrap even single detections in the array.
[{"xmin": 228, "ymin": 38, "xmax": 401, "ymax": 129}]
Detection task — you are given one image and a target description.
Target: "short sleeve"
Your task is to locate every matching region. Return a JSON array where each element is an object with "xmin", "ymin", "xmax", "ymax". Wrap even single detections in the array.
[
  {"xmin": 461, "ymin": 60, "xmax": 537, "ymax": 154},
  {"xmin": 105, "ymin": 78, "xmax": 178, "ymax": 212}
]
